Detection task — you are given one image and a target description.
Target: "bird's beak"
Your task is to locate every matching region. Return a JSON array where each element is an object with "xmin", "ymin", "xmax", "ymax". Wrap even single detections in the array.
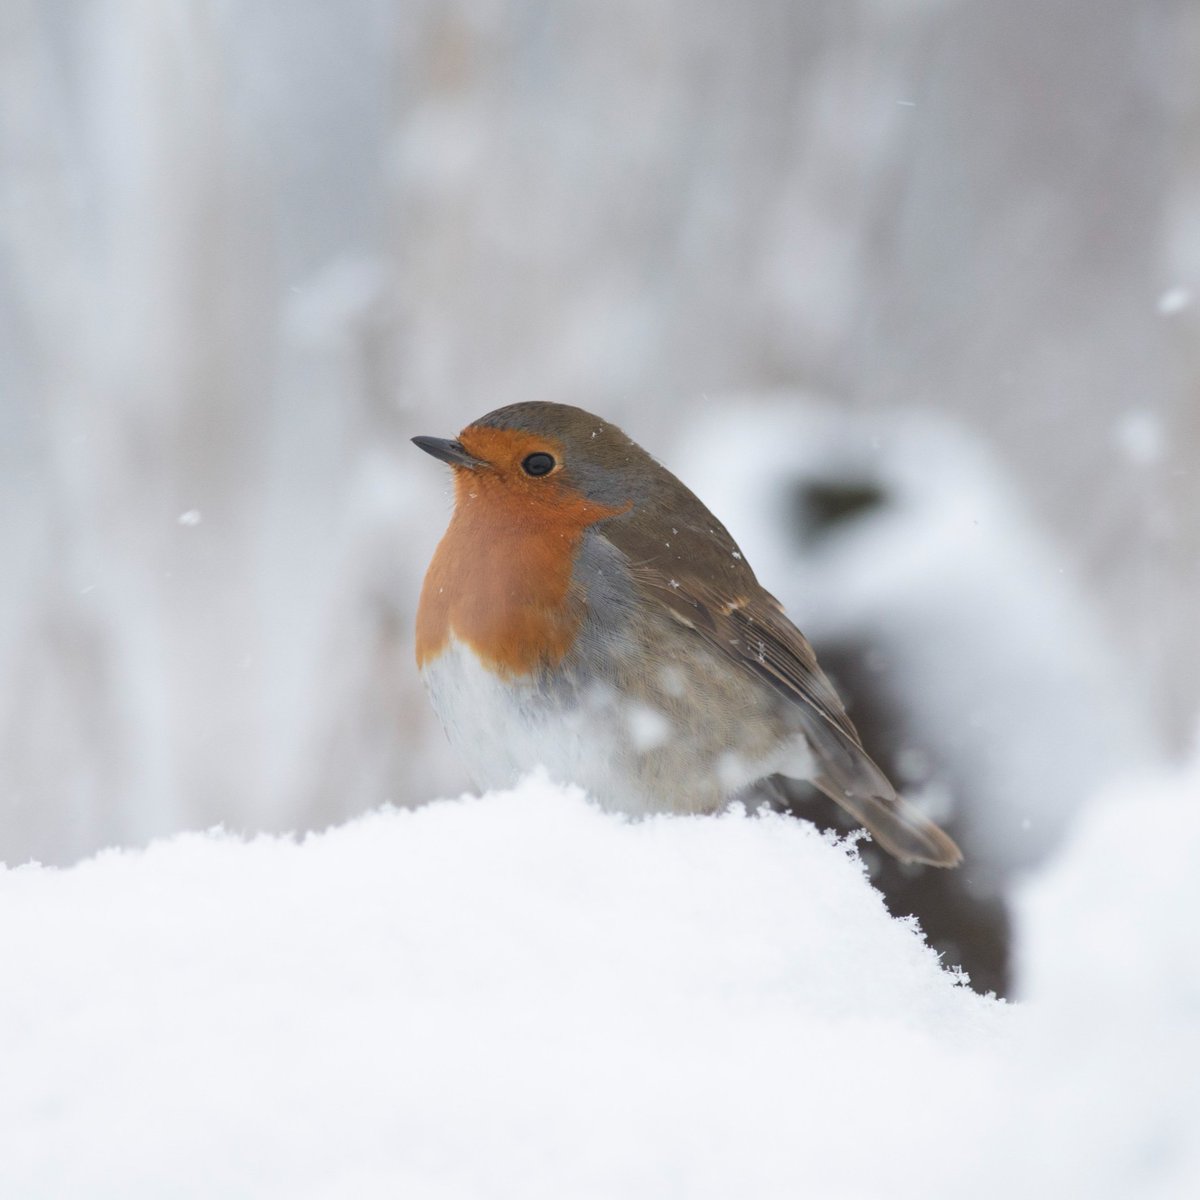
[{"xmin": 411, "ymin": 436, "xmax": 489, "ymax": 470}]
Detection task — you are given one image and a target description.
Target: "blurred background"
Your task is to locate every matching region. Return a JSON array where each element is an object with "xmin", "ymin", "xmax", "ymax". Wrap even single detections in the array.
[{"xmin": 1, "ymin": 0, "xmax": 1196, "ymax": 993}]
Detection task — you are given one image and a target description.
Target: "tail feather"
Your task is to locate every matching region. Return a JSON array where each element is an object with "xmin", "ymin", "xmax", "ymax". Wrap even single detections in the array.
[
  {"xmin": 783, "ymin": 707, "xmax": 962, "ymax": 868},
  {"xmin": 813, "ymin": 777, "xmax": 962, "ymax": 867}
]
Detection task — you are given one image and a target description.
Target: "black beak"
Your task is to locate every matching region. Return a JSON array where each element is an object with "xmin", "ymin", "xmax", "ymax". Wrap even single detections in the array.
[{"xmin": 411, "ymin": 436, "xmax": 489, "ymax": 470}]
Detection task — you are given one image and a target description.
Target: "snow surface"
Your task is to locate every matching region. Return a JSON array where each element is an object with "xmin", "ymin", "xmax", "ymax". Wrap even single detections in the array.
[
  {"xmin": 1, "ymin": 766, "xmax": 1196, "ymax": 1198},
  {"xmin": 1000, "ymin": 756, "xmax": 1200, "ymax": 1197}
]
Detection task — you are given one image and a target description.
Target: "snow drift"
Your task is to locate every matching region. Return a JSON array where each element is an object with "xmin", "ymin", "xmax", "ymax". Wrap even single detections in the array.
[{"xmin": 1, "ymin": 764, "xmax": 1196, "ymax": 1197}]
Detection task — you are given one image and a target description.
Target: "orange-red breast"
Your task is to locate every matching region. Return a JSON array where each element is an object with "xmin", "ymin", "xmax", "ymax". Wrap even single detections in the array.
[{"xmin": 413, "ymin": 402, "xmax": 961, "ymax": 867}]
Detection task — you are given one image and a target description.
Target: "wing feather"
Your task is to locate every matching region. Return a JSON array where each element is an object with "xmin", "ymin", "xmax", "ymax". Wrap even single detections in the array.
[{"xmin": 596, "ymin": 492, "xmax": 960, "ymax": 867}]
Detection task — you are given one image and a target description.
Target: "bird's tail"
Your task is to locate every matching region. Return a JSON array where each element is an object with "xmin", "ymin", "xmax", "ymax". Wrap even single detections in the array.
[
  {"xmin": 781, "ymin": 707, "xmax": 962, "ymax": 867},
  {"xmin": 815, "ymin": 777, "xmax": 962, "ymax": 868}
]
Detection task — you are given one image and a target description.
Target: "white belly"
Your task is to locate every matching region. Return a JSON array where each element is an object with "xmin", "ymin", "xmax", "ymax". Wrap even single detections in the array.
[
  {"xmin": 420, "ymin": 638, "xmax": 659, "ymax": 814},
  {"xmin": 420, "ymin": 636, "xmax": 815, "ymax": 816}
]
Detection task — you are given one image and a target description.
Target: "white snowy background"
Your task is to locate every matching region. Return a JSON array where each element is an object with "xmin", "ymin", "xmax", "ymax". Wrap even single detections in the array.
[{"xmin": 1, "ymin": 1, "xmax": 1198, "ymax": 1194}]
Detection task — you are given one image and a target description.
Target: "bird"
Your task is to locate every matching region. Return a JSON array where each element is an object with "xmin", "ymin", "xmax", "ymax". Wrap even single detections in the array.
[{"xmin": 412, "ymin": 402, "xmax": 961, "ymax": 867}]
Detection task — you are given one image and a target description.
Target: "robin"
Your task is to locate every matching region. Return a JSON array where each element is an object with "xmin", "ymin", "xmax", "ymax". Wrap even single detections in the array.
[{"xmin": 413, "ymin": 402, "xmax": 961, "ymax": 867}]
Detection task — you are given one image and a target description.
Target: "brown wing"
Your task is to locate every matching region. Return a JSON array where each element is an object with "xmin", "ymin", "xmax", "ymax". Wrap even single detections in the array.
[
  {"xmin": 634, "ymin": 568, "xmax": 858, "ymax": 736},
  {"xmin": 599, "ymin": 489, "xmax": 861, "ymax": 745},
  {"xmin": 601, "ymin": 500, "xmax": 960, "ymax": 867}
]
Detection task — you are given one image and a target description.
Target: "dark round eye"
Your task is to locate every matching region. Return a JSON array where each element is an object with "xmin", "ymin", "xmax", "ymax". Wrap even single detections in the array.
[{"xmin": 521, "ymin": 452, "xmax": 556, "ymax": 477}]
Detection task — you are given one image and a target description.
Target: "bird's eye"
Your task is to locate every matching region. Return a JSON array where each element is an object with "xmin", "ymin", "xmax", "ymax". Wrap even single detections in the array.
[{"xmin": 522, "ymin": 452, "xmax": 556, "ymax": 477}]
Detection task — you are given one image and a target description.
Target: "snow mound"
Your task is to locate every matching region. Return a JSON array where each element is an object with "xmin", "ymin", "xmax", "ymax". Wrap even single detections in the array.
[
  {"xmin": 0, "ymin": 774, "xmax": 1005, "ymax": 1198},
  {"xmin": 6, "ymin": 766, "xmax": 1196, "ymax": 1198},
  {"xmin": 997, "ymin": 759, "xmax": 1200, "ymax": 1197}
]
